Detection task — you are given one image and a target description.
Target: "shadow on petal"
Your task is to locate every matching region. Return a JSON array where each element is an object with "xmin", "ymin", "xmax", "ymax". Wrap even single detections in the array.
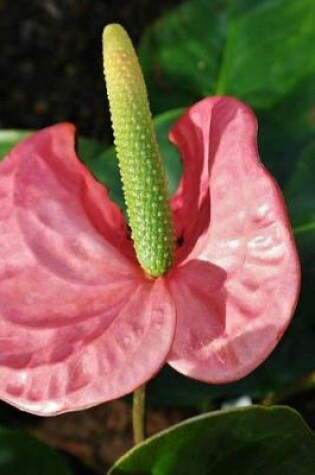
[{"xmin": 170, "ymin": 97, "xmax": 242, "ymax": 266}]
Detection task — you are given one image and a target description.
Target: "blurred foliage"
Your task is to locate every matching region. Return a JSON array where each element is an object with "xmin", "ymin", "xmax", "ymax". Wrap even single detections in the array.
[
  {"xmin": 0, "ymin": 131, "xmax": 30, "ymax": 158},
  {"xmin": 0, "ymin": 426, "xmax": 71, "ymax": 475}
]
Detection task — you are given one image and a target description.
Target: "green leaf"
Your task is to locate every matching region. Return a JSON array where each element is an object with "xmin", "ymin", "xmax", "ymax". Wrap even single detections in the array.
[
  {"xmin": 140, "ymin": 0, "xmax": 315, "ymax": 188},
  {"xmin": 77, "ymin": 136, "xmax": 105, "ymax": 162},
  {"xmin": 139, "ymin": 0, "xmax": 227, "ymax": 111},
  {"xmin": 286, "ymin": 142, "xmax": 315, "ymax": 330},
  {"xmin": 286, "ymin": 141, "xmax": 315, "ymax": 235},
  {"xmin": 140, "ymin": 0, "xmax": 315, "ymax": 112},
  {"xmin": 154, "ymin": 109, "xmax": 183, "ymax": 195},
  {"xmin": 108, "ymin": 406, "xmax": 315, "ymax": 475},
  {"xmin": 217, "ymin": 0, "xmax": 315, "ymax": 107},
  {"xmin": 0, "ymin": 426, "xmax": 72, "ymax": 475},
  {"xmin": 257, "ymin": 73, "xmax": 315, "ymax": 186},
  {"xmin": 83, "ymin": 144, "xmax": 125, "ymax": 209}
]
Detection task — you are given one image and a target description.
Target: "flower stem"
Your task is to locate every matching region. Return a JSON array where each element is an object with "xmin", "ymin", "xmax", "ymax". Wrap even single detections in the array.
[
  {"xmin": 262, "ymin": 371, "xmax": 315, "ymax": 406},
  {"xmin": 132, "ymin": 384, "xmax": 146, "ymax": 445}
]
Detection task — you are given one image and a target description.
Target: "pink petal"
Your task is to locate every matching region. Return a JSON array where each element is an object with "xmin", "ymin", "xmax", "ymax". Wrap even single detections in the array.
[
  {"xmin": 170, "ymin": 99, "xmax": 211, "ymax": 259},
  {"xmin": 167, "ymin": 97, "xmax": 300, "ymax": 383},
  {"xmin": 0, "ymin": 125, "xmax": 176, "ymax": 414}
]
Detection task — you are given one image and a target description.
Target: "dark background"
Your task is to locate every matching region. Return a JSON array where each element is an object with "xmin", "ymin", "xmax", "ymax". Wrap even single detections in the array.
[{"xmin": 0, "ymin": 0, "xmax": 182, "ymax": 141}]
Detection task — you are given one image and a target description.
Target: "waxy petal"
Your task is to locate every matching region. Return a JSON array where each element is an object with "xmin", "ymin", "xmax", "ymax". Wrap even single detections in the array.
[
  {"xmin": 0, "ymin": 125, "xmax": 176, "ymax": 414},
  {"xmin": 170, "ymin": 99, "xmax": 210, "ymax": 258},
  {"xmin": 168, "ymin": 97, "xmax": 300, "ymax": 383}
]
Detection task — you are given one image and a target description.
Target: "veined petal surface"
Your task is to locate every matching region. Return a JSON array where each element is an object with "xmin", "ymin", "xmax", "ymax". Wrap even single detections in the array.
[
  {"xmin": 0, "ymin": 125, "xmax": 176, "ymax": 414},
  {"xmin": 168, "ymin": 97, "xmax": 300, "ymax": 383}
]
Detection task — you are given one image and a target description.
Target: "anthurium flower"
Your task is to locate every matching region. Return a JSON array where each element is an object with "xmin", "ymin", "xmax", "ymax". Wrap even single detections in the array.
[
  {"xmin": 0, "ymin": 26, "xmax": 299, "ymax": 416},
  {"xmin": 0, "ymin": 96, "xmax": 300, "ymax": 415}
]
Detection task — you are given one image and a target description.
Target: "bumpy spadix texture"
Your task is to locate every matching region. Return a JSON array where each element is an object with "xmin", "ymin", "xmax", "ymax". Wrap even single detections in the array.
[
  {"xmin": 0, "ymin": 97, "xmax": 299, "ymax": 415},
  {"xmin": 103, "ymin": 24, "xmax": 174, "ymax": 277}
]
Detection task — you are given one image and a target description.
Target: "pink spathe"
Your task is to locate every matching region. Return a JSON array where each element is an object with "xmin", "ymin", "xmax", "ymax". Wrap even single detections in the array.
[{"xmin": 0, "ymin": 97, "xmax": 300, "ymax": 415}]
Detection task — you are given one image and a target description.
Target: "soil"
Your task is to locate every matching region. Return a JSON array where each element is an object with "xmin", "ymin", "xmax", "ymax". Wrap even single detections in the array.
[{"xmin": 33, "ymin": 399, "xmax": 188, "ymax": 473}]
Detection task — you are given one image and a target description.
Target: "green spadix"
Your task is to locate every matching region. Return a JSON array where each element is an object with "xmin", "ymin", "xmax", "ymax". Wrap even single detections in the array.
[{"xmin": 103, "ymin": 24, "xmax": 174, "ymax": 277}]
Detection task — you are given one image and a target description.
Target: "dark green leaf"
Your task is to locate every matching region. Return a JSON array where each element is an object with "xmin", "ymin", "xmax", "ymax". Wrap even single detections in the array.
[
  {"xmin": 217, "ymin": 0, "xmax": 315, "ymax": 107},
  {"xmin": 140, "ymin": 0, "xmax": 315, "ymax": 112},
  {"xmin": 257, "ymin": 73, "xmax": 315, "ymax": 186},
  {"xmin": 77, "ymin": 136, "xmax": 106, "ymax": 163},
  {"xmin": 140, "ymin": 0, "xmax": 315, "ymax": 188},
  {"xmin": 286, "ymin": 141, "xmax": 315, "ymax": 234},
  {"xmin": 139, "ymin": 0, "xmax": 227, "ymax": 112},
  {"xmin": 286, "ymin": 142, "xmax": 315, "ymax": 330},
  {"xmin": 108, "ymin": 406, "xmax": 315, "ymax": 475},
  {"xmin": 83, "ymin": 145, "xmax": 125, "ymax": 209},
  {"xmin": 0, "ymin": 426, "xmax": 72, "ymax": 475},
  {"xmin": 154, "ymin": 109, "xmax": 183, "ymax": 194}
]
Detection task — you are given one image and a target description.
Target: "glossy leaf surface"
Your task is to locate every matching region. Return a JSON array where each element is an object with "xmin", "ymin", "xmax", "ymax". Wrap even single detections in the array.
[
  {"xmin": 140, "ymin": 0, "xmax": 315, "ymax": 191},
  {"xmin": 108, "ymin": 406, "xmax": 315, "ymax": 475},
  {"xmin": 140, "ymin": 0, "xmax": 315, "ymax": 113}
]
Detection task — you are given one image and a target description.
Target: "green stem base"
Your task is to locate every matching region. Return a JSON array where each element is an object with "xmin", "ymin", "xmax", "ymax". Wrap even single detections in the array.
[{"xmin": 132, "ymin": 384, "xmax": 146, "ymax": 445}]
